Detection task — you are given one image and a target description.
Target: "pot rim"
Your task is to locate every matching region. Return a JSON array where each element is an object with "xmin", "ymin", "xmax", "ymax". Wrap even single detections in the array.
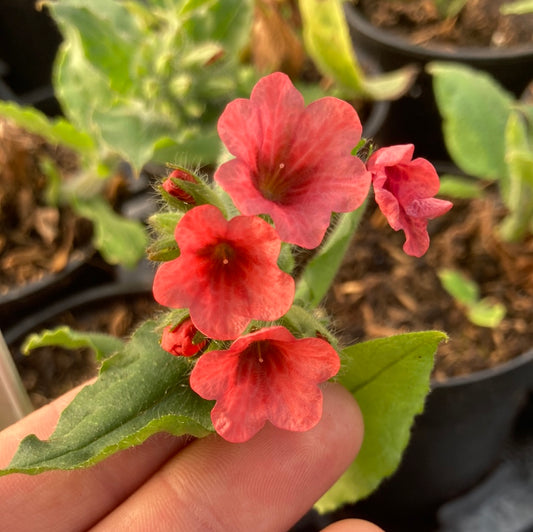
[
  {"xmin": 0, "ymin": 245, "xmax": 94, "ymax": 307},
  {"xmin": 362, "ymin": 97, "xmax": 390, "ymax": 139},
  {"xmin": 4, "ymin": 281, "xmax": 154, "ymax": 352},
  {"xmin": 431, "ymin": 347, "xmax": 533, "ymax": 388},
  {"xmin": 344, "ymin": 3, "xmax": 533, "ymax": 63}
]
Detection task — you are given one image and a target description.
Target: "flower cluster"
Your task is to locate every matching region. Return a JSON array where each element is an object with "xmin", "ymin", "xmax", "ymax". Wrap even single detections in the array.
[{"xmin": 152, "ymin": 72, "xmax": 452, "ymax": 443}]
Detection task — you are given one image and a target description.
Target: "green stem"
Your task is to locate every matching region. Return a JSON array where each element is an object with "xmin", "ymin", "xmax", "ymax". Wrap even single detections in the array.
[{"xmin": 295, "ymin": 200, "xmax": 368, "ymax": 308}]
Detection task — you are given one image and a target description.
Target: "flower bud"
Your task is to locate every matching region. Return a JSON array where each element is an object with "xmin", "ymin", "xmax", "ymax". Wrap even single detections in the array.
[
  {"xmin": 162, "ymin": 169, "xmax": 196, "ymax": 203},
  {"xmin": 161, "ymin": 318, "xmax": 207, "ymax": 357}
]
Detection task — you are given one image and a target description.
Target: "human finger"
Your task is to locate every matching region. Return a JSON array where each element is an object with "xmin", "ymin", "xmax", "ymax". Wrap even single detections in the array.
[
  {"xmin": 322, "ymin": 518, "xmax": 386, "ymax": 532},
  {"xmin": 94, "ymin": 382, "xmax": 364, "ymax": 531},
  {"xmin": 0, "ymin": 382, "xmax": 190, "ymax": 532}
]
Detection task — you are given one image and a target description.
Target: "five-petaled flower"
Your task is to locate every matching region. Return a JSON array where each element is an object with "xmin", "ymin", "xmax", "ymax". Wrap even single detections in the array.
[
  {"xmin": 367, "ymin": 144, "xmax": 453, "ymax": 257},
  {"xmin": 214, "ymin": 72, "xmax": 371, "ymax": 250},
  {"xmin": 189, "ymin": 326, "xmax": 340, "ymax": 443},
  {"xmin": 152, "ymin": 204, "xmax": 295, "ymax": 340},
  {"xmin": 160, "ymin": 318, "xmax": 207, "ymax": 357}
]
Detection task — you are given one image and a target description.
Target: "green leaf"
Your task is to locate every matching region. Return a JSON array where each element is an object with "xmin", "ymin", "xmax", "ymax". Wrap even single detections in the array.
[
  {"xmin": 499, "ymin": 110, "xmax": 533, "ymax": 241},
  {"xmin": 148, "ymin": 211, "xmax": 183, "ymax": 235},
  {"xmin": 438, "ymin": 269, "xmax": 506, "ymax": 328},
  {"xmin": 73, "ymin": 198, "xmax": 148, "ymax": 268},
  {"xmin": 146, "ymin": 234, "xmax": 181, "ymax": 262},
  {"xmin": 1, "ymin": 321, "xmax": 214, "ymax": 475},
  {"xmin": 22, "ymin": 326, "xmax": 125, "ymax": 362},
  {"xmin": 295, "ymin": 203, "xmax": 367, "ymax": 308},
  {"xmin": 182, "ymin": 0, "xmax": 253, "ymax": 54},
  {"xmin": 53, "ymin": 33, "xmax": 114, "ymax": 135},
  {"xmin": 299, "ymin": 0, "xmax": 416, "ymax": 100},
  {"xmin": 92, "ymin": 102, "xmax": 176, "ymax": 172},
  {"xmin": 317, "ymin": 331, "xmax": 446, "ymax": 512},
  {"xmin": 434, "ymin": 0, "xmax": 468, "ymax": 17},
  {"xmin": 429, "ymin": 62, "xmax": 513, "ymax": 180},
  {"xmin": 438, "ymin": 268, "xmax": 479, "ymax": 306},
  {"xmin": 437, "ymin": 175, "xmax": 485, "ymax": 199},
  {"xmin": 40, "ymin": 157, "xmax": 63, "ymax": 207},
  {"xmin": 0, "ymin": 100, "xmax": 94, "ymax": 153},
  {"xmin": 468, "ymin": 299, "xmax": 506, "ymax": 328},
  {"xmin": 49, "ymin": 0, "xmax": 139, "ymax": 94},
  {"xmin": 500, "ymin": 0, "xmax": 533, "ymax": 15}
]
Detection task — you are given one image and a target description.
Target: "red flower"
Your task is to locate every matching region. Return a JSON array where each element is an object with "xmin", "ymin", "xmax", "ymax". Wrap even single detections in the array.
[
  {"xmin": 152, "ymin": 205, "xmax": 295, "ymax": 340},
  {"xmin": 161, "ymin": 319, "xmax": 207, "ymax": 357},
  {"xmin": 162, "ymin": 168, "xmax": 196, "ymax": 203},
  {"xmin": 367, "ymin": 144, "xmax": 453, "ymax": 257},
  {"xmin": 189, "ymin": 326, "xmax": 340, "ymax": 443},
  {"xmin": 214, "ymin": 72, "xmax": 371, "ymax": 250}
]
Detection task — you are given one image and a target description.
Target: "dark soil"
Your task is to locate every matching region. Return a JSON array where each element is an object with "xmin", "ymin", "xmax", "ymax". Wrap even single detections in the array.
[
  {"xmin": 324, "ymin": 190, "xmax": 533, "ymax": 380},
  {"xmin": 0, "ymin": 118, "xmax": 133, "ymax": 297},
  {"xmin": 355, "ymin": 0, "xmax": 533, "ymax": 48},
  {"xmin": 0, "ymin": 118, "xmax": 92, "ymax": 294}
]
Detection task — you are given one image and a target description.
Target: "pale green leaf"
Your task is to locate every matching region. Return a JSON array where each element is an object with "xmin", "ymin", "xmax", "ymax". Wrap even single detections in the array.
[
  {"xmin": 22, "ymin": 326, "xmax": 125, "ymax": 362},
  {"xmin": 360, "ymin": 66, "xmax": 419, "ymax": 101},
  {"xmin": 437, "ymin": 175, "xmax": 485, "ymax": 198},
  {"xmin": 73, "ymin": 198, "xmax": 148, "ymax": 268},
  {"xmin": 0, "ymin": 100, "xmax": 93, "ymax": 153},
  {"xmin": 505, "ymin": 111, "xmax": 533, "ymax": 188},
  {"xmin": 92, "ymin": 103, "xmax": 176, "ymax": 171},
  {"xmin": 299, "ymin": 0, "xmax": 416, "ymax": 100},
  {"xmin": 1, "ymin": 321, "xmax": 213, "ymax": 475},
  {"xmin": 49, "ymin": 0, "xmax": 139, "ymax": 94},
  {"xmin": 438, "ymin": 268, "xmax": 479, "ymax": 306},
  {"xmin": 317, "ymin": 331, "xmax": 446, "ymax": 512},
  {"xmin": 468, "ymin": 299, "xmax": 506, "ymax": 328},
  {"xmin": 434, "ymin": 0, "xmax": 468, "ymax": 17},
  {"xmin": 53, "ymin": 36, "xmax": 114, "ymax": 136},
  {"xmin": 499, "ymin": 110, "xmax": 533, "ymax": 241},
  {"xmin": 429, "ymin": 62, "xmax": 513, "ymax": 180},
  {"xmin": 500, "ymin": 0, "xmax": 533, "ymax": 15},
  {"xmin": 182, "ymin": 0, "xmax": 253, "ymax": 53}
]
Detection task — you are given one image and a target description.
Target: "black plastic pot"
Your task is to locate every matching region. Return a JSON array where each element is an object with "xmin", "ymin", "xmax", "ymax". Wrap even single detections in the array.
[
  {"xmin": 4, "ymin": 280, "xmax": 156, "ymax": 408},
  {"xmin": 344, "ymin": 4, "xmax": 533, "ymax": 160},
  {"xmin": 361, "ymin": 96, "xmax": 390, "ymax": 142},
  {"xmin": 0, "ymin": 0, "xmax": 62, "ymax": 115},
  {"xmin": 0, "ymin": 247, "xmax": 114, "ymax": 331},
  {"xmin": 332, "ymin": 348, "xmax": 533, "ymax": 532}
]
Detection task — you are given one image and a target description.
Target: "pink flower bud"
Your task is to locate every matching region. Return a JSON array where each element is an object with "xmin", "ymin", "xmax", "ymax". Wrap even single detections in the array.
[
  {"xmin": 162, "ymin": 169, "xmax": 196, "ymax": 203},
  {"xmin": 161, "ymin": 319, "xmax": 207, "ymax": 357}
]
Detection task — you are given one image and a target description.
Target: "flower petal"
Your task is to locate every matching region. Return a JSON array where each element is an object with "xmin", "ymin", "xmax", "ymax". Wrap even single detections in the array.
[
  {"xmin": 368, "ymin": 145, "xmax": 452, "ymax": 257},
  {"xmin": 215, "ymin": 72, "xmax": 370, "ymax": 249},
  {"xmin": 153, "ymin": 205, "xmax": 294, "ymax": 340},
  {"xmin": 190, "ymin": 326, "xmax": 340, "ymax": 442}
]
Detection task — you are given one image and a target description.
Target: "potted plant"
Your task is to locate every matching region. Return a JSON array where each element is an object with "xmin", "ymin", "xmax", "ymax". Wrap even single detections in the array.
[
  {"xmin": 0, "ymin": 71, "xmax": 454, "ymax": 530},
  {"xmin": 344, "ymin": 0, "xmax": 533, "ymax": 160}
]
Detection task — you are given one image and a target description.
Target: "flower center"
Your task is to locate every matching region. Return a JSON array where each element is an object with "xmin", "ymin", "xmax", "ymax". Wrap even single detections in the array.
[
  {"xmin": 212, "ymin": 241, "xmax": 235, "ymax": 266},
  {"xmin": 257, "ymin": 162, "xmax": 292, "ymax": 204}
]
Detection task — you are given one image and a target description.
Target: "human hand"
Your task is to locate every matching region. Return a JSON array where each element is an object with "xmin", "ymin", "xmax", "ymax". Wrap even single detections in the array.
[{"xmin": 0, "ymin": 382, "xmax": 383, "ymax": 531}]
